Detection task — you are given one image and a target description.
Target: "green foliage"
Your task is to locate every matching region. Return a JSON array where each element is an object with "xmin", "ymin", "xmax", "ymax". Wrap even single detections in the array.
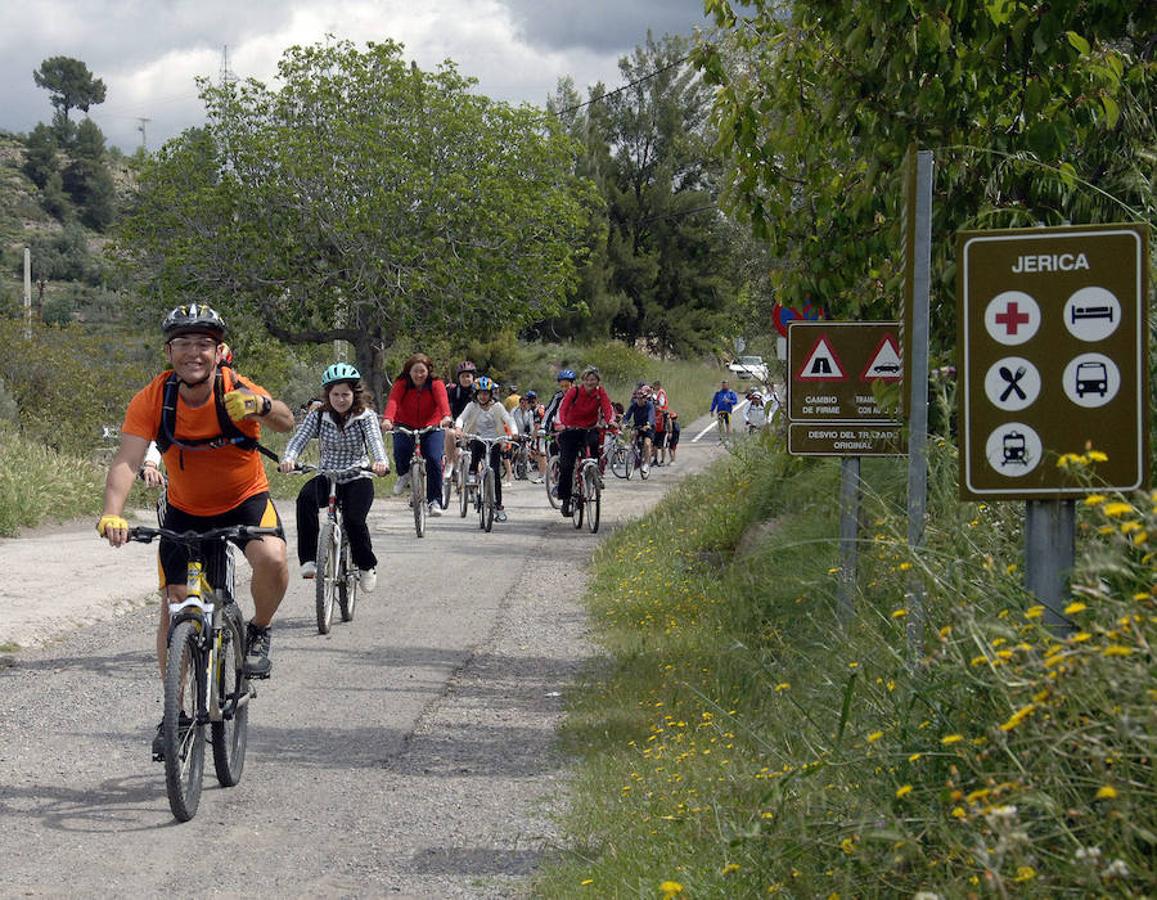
[
  {"xmin": 119, "ymin": 39, "xmax": 590, "ymax": 399},
  {"xmin": 0, "ymin": 319, "xmax": 155, "ymax": 456},
  {"xmin": 700, "ymin": 0, "xmax": 1157, "ymax": 348},
  {"xmin": 540, "ymin": 438, "xmax": 1156, "ymax": 896},
  {"xmin": 21, "ymin": 123, "xmax": 58, "ymax": 189},
  {"xmin": 0, "ymin": 422, "xmax": 108, "ymax": 537},
  {"xmin": 33, "ymin": 56, "xmax": 107, "ymax": 121},
  {"xmin": 62, "ymin": 157, "xmax": 115, "ymax": 230},
  {"xmin": 18, "ymin": 224, "xmax": 97, "ymax": 283},
  {"xmin": 541, "ymin": 36, "xmax": 741, "ymax": 356}
]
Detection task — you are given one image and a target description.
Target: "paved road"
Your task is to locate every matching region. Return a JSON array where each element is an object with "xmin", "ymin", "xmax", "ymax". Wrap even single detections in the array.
[{"xmin": 0, "ymin": 435, "xmax": 719, "ymax": 897}]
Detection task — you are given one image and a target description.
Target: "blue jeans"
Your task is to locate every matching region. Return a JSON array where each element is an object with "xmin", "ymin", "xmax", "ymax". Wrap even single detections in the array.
[{"xmin": 392, "ymin": 428, "xmax": 445, "ymax": 503}]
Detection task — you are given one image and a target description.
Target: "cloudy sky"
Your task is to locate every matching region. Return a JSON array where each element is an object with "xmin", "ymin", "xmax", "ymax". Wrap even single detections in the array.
[{"xmin": 0, "ymin": 0, "xmax": 711, "ymax": 152}]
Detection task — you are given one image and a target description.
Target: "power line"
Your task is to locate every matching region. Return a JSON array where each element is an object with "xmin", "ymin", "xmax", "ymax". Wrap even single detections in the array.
[{"xmin": 556, "ymin": 52, "xmax": 695, "ymax": 116}]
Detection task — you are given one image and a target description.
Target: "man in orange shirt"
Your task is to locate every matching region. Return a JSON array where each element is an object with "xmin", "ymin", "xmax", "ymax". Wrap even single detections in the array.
[{"xmin": 98, "ymin": 306, "xmax": 295, "ymax": 747}]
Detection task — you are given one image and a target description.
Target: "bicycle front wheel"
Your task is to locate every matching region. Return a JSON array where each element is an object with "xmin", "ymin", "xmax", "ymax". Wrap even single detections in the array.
[
  {"xmin": 412, "ymin": 459, "xmax": 427, "ymax": 538},
  {"xmin": 638, "ymin": 448, "xmax": 649, "ymax": 480},
  {"xmin": 164, "ymin": 619, "xmax": 206, "ymax": 822},
  {"xmin": 211, "ymin": 604, "xmax": 249, "ymax": 787},
  {"xmin": 610, "ymin": 445, "xmax": 627, "ymax": 479},
  {"xmin": 481, "ymin": 469, "xmax": 495, "ymax": 533},
  {"xmin": 584, "ymin": 465, "xmax": 601, "ymax": 534},
  {"xmin": 571, "ymin": 475, "xmax": 584, "ymax": 529},
  {"xmin": 458, "ymin": 456, "xmax": 471, "ymax": 518},
  {"xmin": 546, "ymin": 455, "xmax": 561, "ymax": 509},
  {"xmin": 337, "ymin": 530, "xmax": 357, "ymax": 623},
  {"xmin": 441, "ymin": 459, "xmax": 452, "ymax": 509},
  {"xmin": 315, "ymin": 520, "xmax": 337, "ymax": 634}
]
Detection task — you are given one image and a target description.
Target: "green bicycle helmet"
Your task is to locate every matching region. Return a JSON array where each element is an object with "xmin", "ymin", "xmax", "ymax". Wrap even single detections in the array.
[{"xmin": 322, "ymin": 363, "xmax": 361, "ymax": 386}]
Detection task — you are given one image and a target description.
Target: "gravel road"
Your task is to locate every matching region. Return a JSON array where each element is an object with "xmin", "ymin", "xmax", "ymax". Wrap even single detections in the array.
[{"xmin": 0, "ymin": 434, "xmax": 720, "ymax": 897}]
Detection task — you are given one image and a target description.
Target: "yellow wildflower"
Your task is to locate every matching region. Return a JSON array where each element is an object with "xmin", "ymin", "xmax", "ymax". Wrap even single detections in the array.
[
  {"xmin": 898, "ymin": 561, "xmax": 912, "ymax": 571},
  {"xmin": 775, "ymin": 682, "xmax": 791, "ymax": 693},
  {"xmin": 999, "ymin": 703, "xmax": 1036, "ymax": 732},
  {"xmin": 1119, "ymin": 521, "xmax": 1142, "ymax": 534},
  {"xmin": 867, "ymin": 731, "xmax": 884, "ymax": 743},
  {"xmin": 1133, "ymin": 530, "xmax": 1148, "ymax": 545},
  {"xmin": 1087, "ymin": 450, "xmax": 1108, "ymax": 462},
  {"xmin": 1102, "ymin": 645, "xmax": 1133, "ymax": 657},
  {"xmin": 1014, "ymin": 866, "xmax": 1037, "ymax": 882},
  {"xmin": 720, "ymin": 863, "xmax": 741, "ymax": 876},
  {"xmin": 1084, "ymin": 494, "xmax": 1107, "ymax": 506},
  {"xmin": 1069, "ymin": 632, "xmax": 1092, "ymax": 643},
  {"xmin": 1025, "ymin": 605, "xmax": 1045, "ymax": 619},
  {"xmin": 1064, "ymin": 601, "xmax": 1087, "ymax": 614},
  {"xmin": 839, "ymin": 837, "xmax": 857, "ymax": 855},
  {"xmin": 581, "ymin": 879, "xmax": 594, "ymax": 886},
  {"xmin": 909, "ymin": 752, "xmax": 923, "ymax": 762},
  {"xmin": 941, "ymin": 734, "xmax": 964, "ymax": 745},
  {"xmin": 896, "ymin": 784, "xmax": 913, "ymax": 798},
  {"xmin": 1102, "ymin": 501, "xmax": 1134, "ymax": 518},
  {"xmin": 660, "ymin": 880, "xmax": 684, "ymax": 896},
  {"xmin": 891, "ymin": 608, "xmax": 909, "ymax": 619},
  {"xmin": 1096, "ymin": 785, "xmax": 1118, "ymax": 800},
  {"xmin": 950, "ymin": 806, "xmax": 966, "ymax": 819}
]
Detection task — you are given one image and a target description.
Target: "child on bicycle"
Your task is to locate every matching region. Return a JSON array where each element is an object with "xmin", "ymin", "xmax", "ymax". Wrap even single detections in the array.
[
  {"xmin": 454, "ymin": 376, "xmax": 517, "ymax": 522},
  {"xmin": 279, "ymin": 364, "xmax": 390, "ymax": 591}
]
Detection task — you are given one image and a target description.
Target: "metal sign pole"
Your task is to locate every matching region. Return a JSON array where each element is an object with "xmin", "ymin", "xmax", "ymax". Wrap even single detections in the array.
[
  {"xmin": 23, "ymin": 247, "xmax": 33, "ymax": 341},
  {"xmin": 837, "ymin": 456, "xmax": 861, "ymax": 626},
  {"xmin": 1025, "ymin": 500, "xmax": 1076, "ymax": 635},
  {"xmin": 905, "ymin": 150, "xmax": 934, "ymax": 660}
]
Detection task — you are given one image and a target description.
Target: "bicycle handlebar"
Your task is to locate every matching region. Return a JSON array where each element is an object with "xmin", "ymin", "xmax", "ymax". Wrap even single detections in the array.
[
  {"xmin": 288, "ymin": 464, "xmax": 378, "ymax": 477},
  {"xmin": 128, "ymin": 525, "xmax": 282, "ymax": 546},
  {"xmin": 392, "ymin": 425, "xmax": 441, "ymax": 437}
]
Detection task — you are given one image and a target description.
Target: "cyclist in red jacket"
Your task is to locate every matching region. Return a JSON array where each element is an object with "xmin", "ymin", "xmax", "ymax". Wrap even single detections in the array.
[
  {"xmin": 382, "ymin": 352, "xmax": 453, "ymax": 515},
  {"xmin": 556, "ymin": 365, "xmax": 614, "ymax": 517}
]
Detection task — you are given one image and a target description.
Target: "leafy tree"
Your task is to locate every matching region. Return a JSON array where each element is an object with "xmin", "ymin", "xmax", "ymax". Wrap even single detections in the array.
[
  {"xmin": 699, "ymin": 0, "xmax": 1156, "ymax": 347},
  {"xmin": 72, "ymin": 117, "xmax": 106, "ymax": 161},
  {"xmin": 62, "ymin": 158, "xmax": 116, "ymax": 231},
  {"xmin": 33, "ymin": 56, "xmax": 107, "ymax": 122},
  {"xmin": 119, "ymin": 39, "xmax": 589, "ymax": 395},
  {"xmin": 22, "ymin": 123, "xmax": 58, "ymax": 189},
  {"xmin": 19, "ymin": 224, "xmax": 96, "ymax": 284},
  {"xmin": 543, "ymin": 35, "xmax": 739, "ymax": 356},
  {"xmin": 39, "ymin": 171, "xmax": 73, "ymax": 223}
]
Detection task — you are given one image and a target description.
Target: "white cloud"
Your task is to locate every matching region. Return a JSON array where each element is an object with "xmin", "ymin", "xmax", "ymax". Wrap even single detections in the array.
[{"xmin": 0, "ymin": 0, "xmax": 704, "ymax": 151}]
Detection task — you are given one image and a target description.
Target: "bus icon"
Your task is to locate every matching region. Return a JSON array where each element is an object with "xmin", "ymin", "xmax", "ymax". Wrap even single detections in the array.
[{"xmin": 1075, "ymin": 361, "xmax": 1108, "ymax": 398}]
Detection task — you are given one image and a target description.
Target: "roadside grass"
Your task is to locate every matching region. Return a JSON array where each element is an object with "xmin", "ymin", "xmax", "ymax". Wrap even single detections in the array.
[{"xmin": 538, "ymin": 434, "xmax": 1155, "ymax": 897}]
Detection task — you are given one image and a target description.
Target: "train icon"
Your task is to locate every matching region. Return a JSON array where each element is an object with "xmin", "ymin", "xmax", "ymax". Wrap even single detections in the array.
[{"xmin": 1001, "ymin": 431, "xmax": 1028, "ymax": 466}]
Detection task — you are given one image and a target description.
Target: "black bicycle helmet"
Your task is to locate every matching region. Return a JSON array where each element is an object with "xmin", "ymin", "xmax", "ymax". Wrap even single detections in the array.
[{"xmin": 162, "ymin": 303, "xmax": 226, "ymax": 340}]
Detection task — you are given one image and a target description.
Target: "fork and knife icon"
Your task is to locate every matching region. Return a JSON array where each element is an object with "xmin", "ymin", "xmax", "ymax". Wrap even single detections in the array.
[{"xmin": 998, "ymin": 365, "xmax": 1027, "ymax": 402}]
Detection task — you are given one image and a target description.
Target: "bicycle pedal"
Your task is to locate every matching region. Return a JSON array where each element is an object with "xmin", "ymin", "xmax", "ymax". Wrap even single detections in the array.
[{"xmin": 244, "ymin": 669, "xmax": 271, "ymax": 680}]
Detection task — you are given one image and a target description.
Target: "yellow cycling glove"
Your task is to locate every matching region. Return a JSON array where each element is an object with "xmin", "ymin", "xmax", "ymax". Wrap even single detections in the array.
[
  {"xmin": 97, "ymin": 515, "xmax": 129, "ymax": 536},
  {"xmin": 224, "ymin": 389, "xmax": 266, "ymax": 421}
]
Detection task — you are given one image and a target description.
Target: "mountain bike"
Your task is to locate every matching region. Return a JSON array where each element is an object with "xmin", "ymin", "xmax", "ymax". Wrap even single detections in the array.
[
  {"xmin": 129, "ymin": 523, "xmax": 280, "ymax": 822},
  {"xmin": 511, "ymin": 434, "xmax": 532, "ymax": 481},
  {"xmin": 394, "ymin": 425, "xmax": 441, "ymax": 538},
  {"xmin": 290, "ymin": 464, "xmax": 374, "ymax": 634},
  {"xmin": 563, "ymin": 427, "xmax": 602, "ymax": 534},
  {"xmin": 542, "ymin": 431, "xmax": 562, "ymax": 510},
  {"xmin": 464, "ymin": 434, "xmax": 505, "ymax": 533},
  {"xmin": 607, "ymin": 428, "xmax": 633, "ymax": 480},
  {"xmin": 454, "ymin": 437, "xmax": 477, "ymax": 518}
]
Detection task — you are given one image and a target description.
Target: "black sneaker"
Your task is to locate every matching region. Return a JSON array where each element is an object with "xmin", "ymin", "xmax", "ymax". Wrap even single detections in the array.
[
  {"xmin": 244, "ymin": 621, "xmax": 272, "ymax": 678},
  {"xmin": 560, "ymin": 500, "xmax": 572, "ymax": 517},
  {"xmin": 151, "ymin": 712, "xmax": 194, "ymax": 761}
]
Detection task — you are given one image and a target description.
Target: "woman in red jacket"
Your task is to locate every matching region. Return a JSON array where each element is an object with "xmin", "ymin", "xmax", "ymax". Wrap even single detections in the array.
[
  {"xmin": 382, "ymin": 353, "xmax": 453, "ymax": 514},
  {"xmin": 556, "ymin": 365, "xmax": 614, "ymax": 517}
]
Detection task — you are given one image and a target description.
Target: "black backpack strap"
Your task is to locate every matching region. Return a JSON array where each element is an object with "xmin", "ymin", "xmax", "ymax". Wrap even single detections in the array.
[
  {"xmin": 154, "ymin": 372, "xmax": 181, "ymax": 455},
  {"xmin": 155, "ymin": 369, "xmax": 281, "ymax": 463}
]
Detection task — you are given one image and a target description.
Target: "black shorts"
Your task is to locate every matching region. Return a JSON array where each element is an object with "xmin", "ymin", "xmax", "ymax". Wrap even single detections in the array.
[{"xmin": 158, "ymin": 492, "xmax": 284, "ymax": 588}]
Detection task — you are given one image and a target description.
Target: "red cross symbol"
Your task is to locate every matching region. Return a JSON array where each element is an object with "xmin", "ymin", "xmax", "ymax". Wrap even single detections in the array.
[{"xmin": 995, "ymin": 301, "xmax": 1031, "ymax": 335}]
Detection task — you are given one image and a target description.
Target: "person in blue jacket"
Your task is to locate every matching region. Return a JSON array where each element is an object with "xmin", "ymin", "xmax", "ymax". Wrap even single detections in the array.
[
  {"xmin": 709, "ymin": 380, "xmax": 739, "ymax": 436},
  {"xmin": 621, "ymin": 386, "xmax": 657, "ymax": 474}
]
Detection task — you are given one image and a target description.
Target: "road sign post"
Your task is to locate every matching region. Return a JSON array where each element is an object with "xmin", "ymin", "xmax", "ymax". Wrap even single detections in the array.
[{"xmin": 837, "ymin": 456, "xmax": 861, "ymax": 627}]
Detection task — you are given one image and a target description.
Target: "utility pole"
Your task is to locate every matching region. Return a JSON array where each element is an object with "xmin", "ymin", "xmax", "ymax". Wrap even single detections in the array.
[
  {"xmin": 23, "ymin": 247, "xmax": 32, "ymax": 340},
  {"xmin": 219, "ymin": 45, "xmax": 233, "ymax": 87},
  {"xmin": 136, "ymin": 117, "xmax": 150, "ymax": 151}
]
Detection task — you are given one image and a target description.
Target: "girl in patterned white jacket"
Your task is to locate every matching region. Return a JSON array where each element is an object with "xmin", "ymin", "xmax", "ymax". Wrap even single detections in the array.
[
  {"xmin": 279, "ymin": 364, "xmax": 390, "ymax": 590},
  {"xmin": 454, "ymin": 376, "xmax": 517, "ymax": 522}
]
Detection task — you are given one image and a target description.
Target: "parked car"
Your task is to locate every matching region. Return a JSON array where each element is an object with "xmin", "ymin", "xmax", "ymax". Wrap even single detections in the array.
[{"xmin": 728, "ymin": 355, "xmax": 769, "ymax": 382}]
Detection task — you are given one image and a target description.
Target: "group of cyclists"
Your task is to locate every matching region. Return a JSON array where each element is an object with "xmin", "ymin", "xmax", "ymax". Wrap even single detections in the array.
[
  {"xmin": 95, "ymin": 305, "xmax": 689, "ymax": 760},
  {"xmin": 709, "ymin": 378, "xmax": 781, "ymax": 436}
]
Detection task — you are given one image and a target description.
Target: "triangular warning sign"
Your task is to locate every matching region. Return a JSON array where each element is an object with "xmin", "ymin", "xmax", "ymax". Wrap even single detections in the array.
[
  {"xmin": 860, "ymin": 334, "xmax": 903, "ymax": 382},
  {"xmin": 795, "ymin": 335, "xmax": 847, "ymax": 382}
]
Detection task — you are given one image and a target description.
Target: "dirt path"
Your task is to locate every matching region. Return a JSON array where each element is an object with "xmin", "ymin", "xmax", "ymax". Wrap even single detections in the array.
[{"xmin": 0, "ymin": 435, "xmax": 720, "ymax": 896}]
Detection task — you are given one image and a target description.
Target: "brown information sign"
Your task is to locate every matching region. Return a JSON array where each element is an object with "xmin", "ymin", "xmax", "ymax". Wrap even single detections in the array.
[
  {"xmin": 957, "ymin": 223, "xmax": 1149, "ymax": 499},
  {"xmin": 787, "ymin": 322, "xmax": 907, "ymax": 456}
]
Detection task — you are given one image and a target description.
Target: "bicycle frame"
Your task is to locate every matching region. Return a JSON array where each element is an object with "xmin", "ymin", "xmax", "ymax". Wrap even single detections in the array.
[{"xmin": 394, "ymin": 425, "xmax": 441, "ymax": 537}]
